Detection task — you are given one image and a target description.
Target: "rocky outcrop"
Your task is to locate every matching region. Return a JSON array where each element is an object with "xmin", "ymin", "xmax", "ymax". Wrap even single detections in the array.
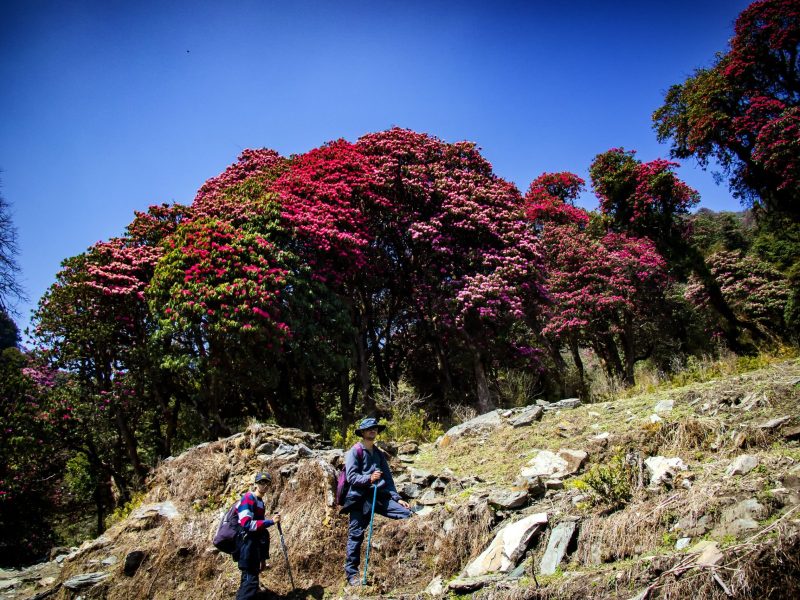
[{"xmin": 461, "ymin": 512, "xmax": 548, "ymax": 578}]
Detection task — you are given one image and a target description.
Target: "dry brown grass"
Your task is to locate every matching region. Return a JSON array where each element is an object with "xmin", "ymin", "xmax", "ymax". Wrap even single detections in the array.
[
  {"xmin": 574, "ymin": 492, "xmax": 686, "ymax": 566},
  {"xmin": 654, "ymin": 417, "xmax": 720, "ymax": 453}
]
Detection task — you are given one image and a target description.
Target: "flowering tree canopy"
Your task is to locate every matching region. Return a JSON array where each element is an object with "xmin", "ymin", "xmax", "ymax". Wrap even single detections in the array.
[
  {"xmin": 524, "ymin": 172, "xmax": 589, "ymax": 227},
  {"xmin": 590, "ymin": 148, "xmax": 699, "ymax": 246},
  {"xmin": 686, "ymin": 250, "xmax": 791, "ymax": 338},
  {"xmin": 653, "ymin": 0, "xmax": 800, "ymax": 215},
  {"xmin": 540, "ymin": 223, "xmax": 671, "ymax": 385},
  {"xmin": 193, "ymin": 148, "xmax": 288, "ymax": 223}
]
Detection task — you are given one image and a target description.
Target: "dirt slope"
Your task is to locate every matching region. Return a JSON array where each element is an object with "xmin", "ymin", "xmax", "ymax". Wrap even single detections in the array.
[{"xmin": 2, "ymin": 359, "xmax": 799, "ymax": 600}]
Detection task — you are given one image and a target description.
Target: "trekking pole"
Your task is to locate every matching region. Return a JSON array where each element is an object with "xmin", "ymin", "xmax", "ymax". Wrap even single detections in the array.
[
  {"xmin": 361, "ymin": 484, "xmax": 378, "ymax": 585},
  {"xmin": 276, "ymin": 522, "xmax": 296, "ymax": 590}
]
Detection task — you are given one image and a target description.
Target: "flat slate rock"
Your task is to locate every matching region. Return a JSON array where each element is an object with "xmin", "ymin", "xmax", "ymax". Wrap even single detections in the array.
[
  {"xmin": 462, "ymin": 512, "xmax": 548, "ymax": 577},
  {"xmin": 488, "ymin": 489, "xmax": 529, "ymax": 510},
  {"xmin": 448, "ymin": 574, "xmax": 502, "ymax": 593},
  {"xmin": 543, "ymin": 398, "xmax": 581, "ymax": 411},
  {"xmin": 540, "ymin": 520, "xmax": 578, "ymax": 575},
  {"xmin": 510, "ymin": 405, "xmax": 544, "ymax": 427},
  {"xmin": 63, "ymin": 572, "xmax": 110, "ymax": 591}
]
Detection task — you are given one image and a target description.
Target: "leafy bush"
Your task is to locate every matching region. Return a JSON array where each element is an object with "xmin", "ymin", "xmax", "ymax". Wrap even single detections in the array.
[
  {"xmin": 104, "ymin": 491, "xmax": 146, "ymax": 529},
  {"xmin": 569, "ymin": 454, "xmax": 634, "ymax": 510}
]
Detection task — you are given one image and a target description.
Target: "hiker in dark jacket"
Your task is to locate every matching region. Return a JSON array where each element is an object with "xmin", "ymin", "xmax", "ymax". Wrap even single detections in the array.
[
  {"xmin": 342, "ymin": 417, "xmax": 411, "ymax": 586},
  {"xmin": 235, "ymin": 472, "xmax": 280, "ymax": 600}
]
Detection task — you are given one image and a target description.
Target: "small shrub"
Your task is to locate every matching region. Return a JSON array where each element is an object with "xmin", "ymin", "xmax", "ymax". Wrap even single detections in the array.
[
  {"xmin": 105, "ymin": 490, "xmax": 146, "ymax": 529},
  {"xmin": 572, "ymin": 454, "xmax": 635, "ymax": 510},
  {"xmin": 451, "ymin": 403, "xmax": 477, "ymax": 425},
  {"xmin": 384, "ymin": 408, "xmax": 444, "ymax": 443},
  {"xmin": 376, "ymin": 380, "xmax": 444, "ymax": 443}
]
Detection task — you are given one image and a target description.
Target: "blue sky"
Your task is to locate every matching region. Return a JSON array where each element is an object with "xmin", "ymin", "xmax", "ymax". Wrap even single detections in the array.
[{"xmin": 1, "ymin": 0, "xmax": 752, "ymax": 333}]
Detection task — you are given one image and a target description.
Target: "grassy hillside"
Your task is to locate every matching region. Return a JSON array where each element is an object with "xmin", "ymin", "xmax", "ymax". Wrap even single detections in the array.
[{"xmin": 2, "ymin": 357, "xmax": 799, "ymax": 600}]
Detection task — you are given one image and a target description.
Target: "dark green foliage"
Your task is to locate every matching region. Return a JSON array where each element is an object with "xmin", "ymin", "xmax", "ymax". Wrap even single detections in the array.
[
  {"xmin": 686, "ymin": 209, "xmax": 752, "ymax": 257},
  {"xmin": 0, "ymin": 309, "xmax": 19, "ymax": 350}
]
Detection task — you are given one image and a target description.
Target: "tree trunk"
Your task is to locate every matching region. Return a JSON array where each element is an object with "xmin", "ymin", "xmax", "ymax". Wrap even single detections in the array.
[
  {"xmin": 568, "ymin": 337, "xmax": 588, "ymax": 400},
  {"xmin": 473, "ymin": 350, "xmax": 494, "ymax": 414},
  {"xmin": 339, "ymin": 370, "xmax": 355, "ymax": 437},
  {"xmin": 355, "ymin": 319, "xmax": 375, "ymax": 416},
  {"xmin": 114, "ymin": 410, "xmax": 147, "ymax": 483}
]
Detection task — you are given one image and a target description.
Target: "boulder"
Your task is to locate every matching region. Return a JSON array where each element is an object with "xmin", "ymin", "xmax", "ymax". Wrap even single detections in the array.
[
  {"xmin": 559, "ymin": 449, "xmax": 588, "ymax": 473},
  {"xmin": 675, "ymin": 537, "xmax": 691, "ymax": 550},
  {"xmin": 587, "ymin": 432, "xmax": 610, "ymax": 452},
  {"xmin": 726, "ymin": 454, "xmax": 759, "ymax": 477},
  {"xmin": 418, "ymin": 490, "xmax": 444, "ymax": 505},
  {"xmin": 771, "ymin": 487, "xmax": 800, "ymax": 507},
  {"xmin": 539, "ymin": 519, "xmax": 578, "ymax": 575},
  {"xmin": 431, "ymin": 478, "xmax": 448, "ymax": 492},
  {"xmin": 722, "ymin": 498, "xmax": 768, "ymax": 523},
  {"xmin": 409, "ymin": 468, "xmax": 435, "ymax": 486},
  {"xmin": 719, "ymin": 518, "xmax": 759, "ymax": 537},
  {"xmin": 399, "ymin": 483, "xmax": 422, "ymax": 499},
  {"xmin": 63, "ymin": 572, "xmax": 110, "ymax": 591},
  {"xmin": 654, "ymin": 399, "xmax": 674, "ymax": 414},
  {"xmin": 510, "ymin": 405, "xmax": 544, "ymax": 427},
  {"xmin": 488, "ymin": 489, "xmax": 529, "ymax": 510},
  {"xmin": 783, "ymin": 426, "xmax": 800, "ymax": 441},
  {"xmin": 758, "ymin": 416, "xmax": 790, "ymax": 430},
  {"xmin": 513, "ymin": 475, "xmax": 545, "ymax": 498},
  {"xmin": 521, "ymin": 450, "xmax": 567, "ymax": 479},
  {"xmin": 398, "ymin": 441, "xmax": 419, "ymax": 454},
  {"xmin": 273, "ymin": 442, "xmax": 298, "ymax": 457},
  {"xmin": 448, "ymin": 575, "xmax": 501, "ymax": 593},
  {"xmin": 644, "ymin": 456, "xmax": 687, "ymax": 487},
  {"xmin": 128, "ymin": 501, "xmax": 181, "ymax": 529},
  {"xmin": 425, "ymin": 575, "xmax": 444, "ymax": 596},
  {"xmin": 438, "ymin": 410, "xmax": 503, "ymax": 447},
  {"xmin": 520, "ymin": 449, "xmax": 586, "ymax": 480},
  {"xmin": 255, "ymin": 441, "xmax": 277, "ymax": 454},
  {"xmin": 297, "ymin": 443, "xmax": 313, "ymax": 457},
  {"xmin": 462, "ymin": 512, "xmax": 548, "ymax": 577},
  {"xmin": 543, "ymin": 398, "xmax": 581, "ymax": 411},
  {"xmin": 674, "ymin": 514, "xmax": 712, "ymax": 537},
  {"xmin": 693, "ymin": 541, "xmax": 723, "ymax": 567},
  {"xmin": 124, "ymin": 550, "xmax": 146, "ymax": 576}
]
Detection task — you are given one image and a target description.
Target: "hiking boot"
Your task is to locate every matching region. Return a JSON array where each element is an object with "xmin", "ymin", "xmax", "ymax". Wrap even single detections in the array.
[{"xmin": 348, "ymin": 576, "xmax": 361, "ymax": 587}]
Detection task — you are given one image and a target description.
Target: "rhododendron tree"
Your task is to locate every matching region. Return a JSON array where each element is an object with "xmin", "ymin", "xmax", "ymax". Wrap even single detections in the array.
[
  {"xmin": 358, "ymin": 128, "xmax": 547, "ymax": 413},
  {"xmin": 272, "ymin": 128, "xmax": 547, "ymax": 415},
  {"xmin": 685, "ymin": 250, "xmax": 791, "ymax": 339},
  {"xmin": 540, "ymin": 224, "xmax": 672, "ymax": 387},
  {"xmin": 193, "ymin": 148, "xmax": 289, "ymax": 223},
  {"xmin": 589, "ymin": 148, "xmax": 699, "ymax": 250},
  {"xmin": 589, "ymin": 147, "xmax": 764, "ymax": 349},
  {"xmin": 524, "ymin": 171, "xmax": 589, "ymax": 227},
  {"xmin": 31, "ymin": 203, "xmax": 195, "ymax": 521},
  {"xmin": 148, "ymin": 217, "xmax": 291, "ymax": 434},
  {"xmin": 653, "ymin": 0, "xmax": 800, "ymax": 216},
  {"xmin": 0, "ymin": 350, "xmax": 67, "ymax": 565},
  {"xmin": 33, "ymin": 249, "xmax": 151, "ymax": 491}
]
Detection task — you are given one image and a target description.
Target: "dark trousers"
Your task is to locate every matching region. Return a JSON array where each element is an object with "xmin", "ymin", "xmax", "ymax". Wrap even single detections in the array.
[
  {"xmin": 235, "ymin": 570, "xmax": 259, "ymax": 600},
  {"xmin": 344, "ymin": 498, "xmax": 411, "ymax": 579}
]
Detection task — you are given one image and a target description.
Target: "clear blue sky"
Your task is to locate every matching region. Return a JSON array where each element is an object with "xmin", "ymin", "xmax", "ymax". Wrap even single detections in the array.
[{"xmin": 1, "ymin": 0, "xmax": 752, "ymax": 333}]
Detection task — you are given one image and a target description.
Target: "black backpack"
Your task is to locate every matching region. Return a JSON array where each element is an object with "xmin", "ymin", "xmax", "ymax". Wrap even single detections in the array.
[{"xmin": 212, "ymin": 500, "xmax": 241, "ymax": 554}]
